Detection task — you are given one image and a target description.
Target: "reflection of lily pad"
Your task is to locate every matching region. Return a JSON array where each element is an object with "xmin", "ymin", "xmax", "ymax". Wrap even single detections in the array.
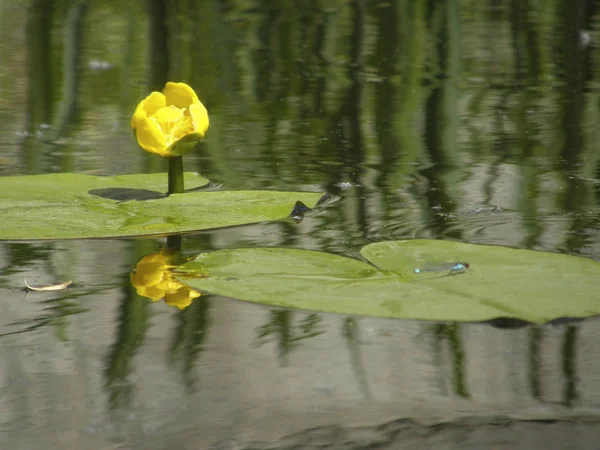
[
  {"xmin": 179, "ymin": 240, "xmax": 600, "ymax": 324},
  {"xmin": 0, "ymin": 173, "xmax": 324, "ymax": 240}
]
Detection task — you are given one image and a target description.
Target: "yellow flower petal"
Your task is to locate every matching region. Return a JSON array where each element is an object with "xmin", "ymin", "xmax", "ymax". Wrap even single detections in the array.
[
  {"xmin": 131, "ymin": 82, "xmax": 209, "ymax": 157},
  {"xmin": 149, "ymin": 250, "xmax": 171, "ymax": 264},
  {"xmin": 163, "ymin": 82, "xmax": 199, "ymax": 108},
  {"xmin": 150, "ymin": 106, "xmax": 194, "ymax": 148},
  {"xmin": 189, "ymin": 102, "xmax": 209, "ymax": 136},
  {"xmin": 172, "ymin": 116, "xmax": 194, "ymax": 140},
  {"xmin": 131, "ymin": 107, "xmax": 147, "ymax": 130},
  {"xmin": 136, "ymin": 284, "xmax": 166, "ymax": 301},
  {"xmin": 134, "ymin": 116, "xmax": 168, "ymax": 155},
  {"xmin": 130, "ymin": 262, "xmax": 166, "ymax": 288},
  {"xmin": 131, "ymin": 92, "xmax": 166, "ymax": 129},
  {"xmin": 157, "ymin": 277, "xmax": 185, "ymax": 294},
  {"xmin": 143, "ymin": 91, "xmax": 168, "ymax": 114},
  {"xmin": 137, "ymin": 255, "xmax": 167, "ymax": 269},
  {"xmin": 164, "ymin": 286, "xmax": 201, "ymax": 309},
  {"xmin": 154, "ymin": 105, "xmax": 185, "ymax": 123}
]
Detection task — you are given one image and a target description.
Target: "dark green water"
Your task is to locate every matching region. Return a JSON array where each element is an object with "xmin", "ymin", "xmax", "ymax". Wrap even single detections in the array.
[{"xmin": 1, "ymin": 1, "xmax": 600, "ymax": 449}]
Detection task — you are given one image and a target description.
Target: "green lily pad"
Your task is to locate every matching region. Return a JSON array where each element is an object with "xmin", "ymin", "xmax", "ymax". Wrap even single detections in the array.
[
  {"xmin": 0, "ymin": 173, "xmax": 323, "ymax": 240},
  {"xmin": 179, "ymin": 240, "xmax": 600, "ymax": 323}
]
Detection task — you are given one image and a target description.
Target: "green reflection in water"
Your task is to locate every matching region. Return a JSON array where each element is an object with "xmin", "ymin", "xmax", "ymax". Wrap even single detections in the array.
[
  {"xmin": 342, "ymin": 317, "xmax": 372, "ymax": 401},
  {"xmin": 0, "ymin": 240, "xmax": 117, "ymax": 340},
  {"xmin": 169, "ymin": 296, "xmax": 210, "ymax": 391},
  {"xmin": 104, "ymin": 286, "xmax": 149, "ymax": 410},
  {"xmin": 432, "ymin": 323, "xmax": 469, "ymax": 398},
  {"xmin": 423, "ymin": 0, "xmax": 461, "ymax": 169},
  {"xmin": 528, "ymin": 326, "xmax": 543, "ymax": 400},
  {"xmin": 1, "ymin": 244, "xmax": 53, "ymax": 279},
  {"xmin": 22, "ymin": 0, "xmax": 88, "ymax": 174},
  {"xmin": 555, "ymin": 0, "xmax": 599, "ymax": 255},
  {"xmin": 104, "ymin": 241, "xmax": 155, "ymax": 410},
  {"xmin": 0, "ymin": 293, "xmax": 86, "ymax": 341},
  {"xmin": 419, "ymin": 0, "xmax": 464, "ymax": 239},
  {"xmin": 146, "ymin": 0, "xmax": 169, "ymax": 92},
  {"xmin": 26, "ymin": 0, "xmax": 53, "ymax": 130},
  {"xmin": 52, "ymin": 1, "xmax": 87, "ymax": 143},
  {"xmin": 562, "ymin": 324, "xmax": 578, "ymax": 407},
  {"xmin": 255, "ymin": 310, "xmax": 324, "ymax": 366}
]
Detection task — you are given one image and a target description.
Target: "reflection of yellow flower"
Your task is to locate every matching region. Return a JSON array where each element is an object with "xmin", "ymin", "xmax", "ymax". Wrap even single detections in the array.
[
  {"xmin": 130, "ymin": 249, "xmax": 201, "ymax": 310},
  {"xmin": 130, "ymin": 82, "xmax": 209, "ymax": 157}
]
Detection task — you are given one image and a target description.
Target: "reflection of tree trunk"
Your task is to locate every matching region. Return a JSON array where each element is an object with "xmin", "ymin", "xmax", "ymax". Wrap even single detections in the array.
[
  {"xmin": 510, "ymin": 5, "xmax": 544, "ymax": 248},
  {"xmin": 557, "ymin": 0, "xmax": 594, "ymax": 252},
  {"xmin": 254, "ymin": 3, "xmax": 278, "ymax": 102},
  {"xmin": 121, "ymin": 2, "xmax": 145, "ymax": 109},
  {"xmin": 347, "ymin": 0, "xmax": 364, "ymax": 183},
  {"xmin": 342, "ymin": 318, "xmax": 372, "ymax": 400},
  {"xmin": 318, "ymin": 1, "xmax": 367, "ymax": 234},
  {"xmin": 309, "ymin": 10, "xmax": 327, "ymax": 120},
  {"xmin": 144, "ymin": 0, "xmax": 170, "ymax": 172},
  {"xmin": 256, "ymin": 310, "xmax": 324, "ymax": 366},
  {"xmin": 559, "ymin": 0, "xmax": 588, "ymax": 171},
  {"xmin": 26, "ymin": 0, "xmax": 54, "ymax": 129},
  {"xmin": 169, "ymin": 297, "xmax": 210, "ymax": 391},
  {"xmin": 432, "ymin": 323, "xmax": 469, "ymax": 398},
  {"xmin": 372, "ymin": 1, "xmax": 400, "ymax": 197},
  {"xmin": 104, "ymin": 242, "xmax": 152, "ymax": 410},
  {"xmin": 104, "ymin": 286, "xmax": 150, "ymax": 410},
  {"xmin": 256, "ymin": 310, "xmax": 294, "ymax": 365},
  {"xmin": 424, "ymin": 0, "xmax": 460, "ymax": 168},
  {"xmin": 347, "ymin": 0, "xmax": 368, "ymax": 235},
  {"xmin": 273, "ymin": 310, "xmax": 293, "ymax": 365},
  {"xmin": 420, "ymin": 0, "xmax": 462, "ymax": 238},
  {"xmin": 52, "ymin": 1, "xmax": 88, "ymax": 142},
  {"xmin": 323, "ymin": 2, "xmax": 364, "ymax": 170},
  {"xmin": 446, "ymin": 323, "xmax": 469, "ymax": 398},
  {"xmin": 528, "ymin": 326, "xmax": 542, "ymax": 400},
  {"xmin": 24, "ymin": 1, "xmax": 87, "ymax": 173},
  {"xmin": 510, "ymin": 0, "xmax": 543, "ymax": 82},
  {"xmin": 562, "ymin": 324, "xmax": 578, "ymax": 407},
  {"xmin": 23, "ymin": 0, "xmax": 54, "ymax": 173},
  {"xmin": 147, "ymin": 0, "xmax": 170, "ymax": 91}
]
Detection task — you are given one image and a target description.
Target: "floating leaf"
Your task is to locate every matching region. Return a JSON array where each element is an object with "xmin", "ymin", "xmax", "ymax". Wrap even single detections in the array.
[
  {"xmin": 0, "ymin": 173, "xmax": 323, "ymax": 240},
  {"xmin": 179, "ymin": 240, "xmax": 600, "ymax": 323}
]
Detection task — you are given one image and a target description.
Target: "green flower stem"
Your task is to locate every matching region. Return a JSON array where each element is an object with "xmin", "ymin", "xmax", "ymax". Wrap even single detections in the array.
[
  {"xmin": 166, "ymin": 234, "xmax": 182, "ymax": 252},
  {"xmin": 167, "ymin": 156, "xmax": 184, "ymax": 195}
]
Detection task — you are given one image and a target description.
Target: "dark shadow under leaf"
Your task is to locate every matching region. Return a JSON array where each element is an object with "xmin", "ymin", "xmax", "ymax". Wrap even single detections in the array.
[
  {"xmin": 89, "ymin": 181, "xmax": 223, "ymax": 202},
  {"xmin": 89, "ymin": 188, "xmax": 165, "ymax": 202}
]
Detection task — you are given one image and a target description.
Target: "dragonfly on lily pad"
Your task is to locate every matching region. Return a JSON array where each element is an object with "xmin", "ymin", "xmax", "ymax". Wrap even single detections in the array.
[{"xmin": 413, "ymin": 262, "xmax": 470, "ymax": 276}]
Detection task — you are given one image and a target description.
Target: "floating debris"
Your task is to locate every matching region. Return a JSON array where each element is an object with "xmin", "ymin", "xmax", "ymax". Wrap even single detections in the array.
[{"xmin": 24, "ymin": 280, "xmax": 73, "ymax": 292}]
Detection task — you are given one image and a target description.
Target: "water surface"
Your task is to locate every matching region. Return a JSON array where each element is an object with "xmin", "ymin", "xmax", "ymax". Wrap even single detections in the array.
[{"xmin": 1, "ymin": 1, "xmax": 600, "ymax": 448}]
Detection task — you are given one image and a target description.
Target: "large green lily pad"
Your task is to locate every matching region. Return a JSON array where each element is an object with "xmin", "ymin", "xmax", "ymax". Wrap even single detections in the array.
[
  {"xmin": 0, "ymin": 173, "xmax": 323, "ymax": 240},
  {"xmin": 179, "ymin": 240, "xmax": 600, "ymax": 323}
]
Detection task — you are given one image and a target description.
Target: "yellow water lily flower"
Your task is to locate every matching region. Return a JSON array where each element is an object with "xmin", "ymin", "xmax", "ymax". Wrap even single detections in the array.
[
  {"xmin": 131, "ymin": 82, "xmax": 209, "ymax": 157},
  {"xmin": 130, "ymin": 249, "xmax": 201, "ymax": 310}
]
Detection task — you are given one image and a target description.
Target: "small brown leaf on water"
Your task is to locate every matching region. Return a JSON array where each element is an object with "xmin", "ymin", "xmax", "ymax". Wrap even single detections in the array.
[{"xmin": 23, "ymin": 279, "xmax": 73, "ymax": 292}]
